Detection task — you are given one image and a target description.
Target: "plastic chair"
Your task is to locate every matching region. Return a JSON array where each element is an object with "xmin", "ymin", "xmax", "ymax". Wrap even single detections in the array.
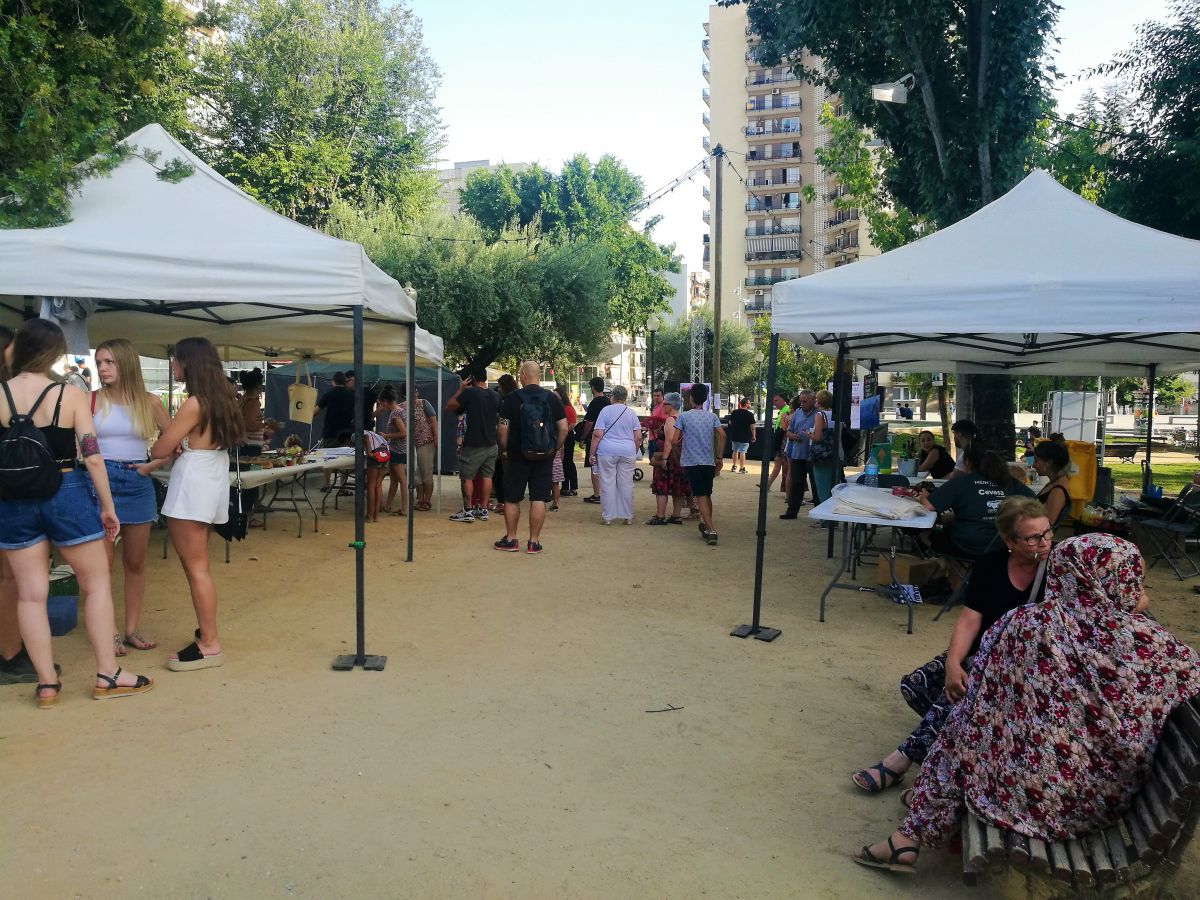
[{"xmin": 1137, "ymin": 484, "xmax": 1200, "ymax": 580}]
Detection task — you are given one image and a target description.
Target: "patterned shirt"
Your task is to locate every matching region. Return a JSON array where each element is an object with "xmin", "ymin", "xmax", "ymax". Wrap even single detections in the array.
[
  {"xmin": 786, "ymin": 405, "xmax": 818, "ymax": 461},
  {"xmin": 674, "ymin": 408, "xmax": 723, "ymax": 468}
]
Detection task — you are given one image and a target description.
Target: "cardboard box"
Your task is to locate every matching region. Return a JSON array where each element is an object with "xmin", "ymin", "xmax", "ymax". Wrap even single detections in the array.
[{"xmin": 878, "ymin": 553, "xmax": 943, "ymax": 587}]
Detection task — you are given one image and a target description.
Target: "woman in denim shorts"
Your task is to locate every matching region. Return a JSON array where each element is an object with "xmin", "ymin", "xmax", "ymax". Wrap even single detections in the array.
[
  {"xmin": 0, "ymin": 320, "xmax": 153, "ymax": 707},
  {"xmin": 93, "ymin": 339, "xmax": 172, "ymax": 657}
]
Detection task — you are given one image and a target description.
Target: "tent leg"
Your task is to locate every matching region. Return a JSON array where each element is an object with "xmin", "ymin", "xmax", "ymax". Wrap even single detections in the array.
[
  {"xmin": 405, "ymin": 324, "xmax": 416, "ymax": 562},
  {"xmin": 333, "ymin": 305, "xmax": 386, "ymax": 672},
  {"xmin": 436, "ymin": 368, "xmax": 443, "ymax": 516},
  {"xmin": 1144, "ymin": 363, "xmax": 1157, "ymax": 493},
  {"xmin": 732, "ymin": 332, "xmax": 781, "ymax": 642},
  {"xmin": 828, "ymin": 342, "xmax": 848, "ymax": 559}
]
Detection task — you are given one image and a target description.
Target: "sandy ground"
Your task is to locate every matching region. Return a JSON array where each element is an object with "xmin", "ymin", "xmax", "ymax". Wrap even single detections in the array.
[{"xmin": 2, "ymin": 462, "xmax": 1198, "ymax": 899}]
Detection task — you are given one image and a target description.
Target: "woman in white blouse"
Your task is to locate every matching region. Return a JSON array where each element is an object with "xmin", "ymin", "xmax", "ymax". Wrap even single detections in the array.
[{"xmin": 588, "ymin": 385, "xmax": 644, "ymax": 525}]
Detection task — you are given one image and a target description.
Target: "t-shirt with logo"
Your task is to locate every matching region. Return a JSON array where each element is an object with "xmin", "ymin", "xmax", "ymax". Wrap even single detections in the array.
[
  {"xmin": 674, "ymin": 408, "xmax": 723, "ymax": 468},
  {"xmin": 929, "ymin": 472, "xmax": 1035, "ymax": 557}
]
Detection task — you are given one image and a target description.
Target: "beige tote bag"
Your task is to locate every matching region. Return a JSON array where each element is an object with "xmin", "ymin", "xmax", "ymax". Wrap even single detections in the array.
[{"xmin": 288, "ymin": 362, "xmax": 318, "ymax": 424}]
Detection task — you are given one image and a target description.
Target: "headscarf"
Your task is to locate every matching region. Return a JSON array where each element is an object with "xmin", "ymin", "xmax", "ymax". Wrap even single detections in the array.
[{"xmin": 903, "ymin": 534, "xmax": 1200, "ymax": 844}]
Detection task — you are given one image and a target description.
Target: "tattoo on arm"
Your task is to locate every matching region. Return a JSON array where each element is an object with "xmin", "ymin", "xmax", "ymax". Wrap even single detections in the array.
[{"xmin": 80, "ymin": 433, "xmax": 100, "ymax": 458}]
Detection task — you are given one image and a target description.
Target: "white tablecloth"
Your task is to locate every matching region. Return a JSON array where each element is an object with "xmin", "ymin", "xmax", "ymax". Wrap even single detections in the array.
[{"xmin": 153, "ymin": 454, "xmax": 355, "ymax": 489}]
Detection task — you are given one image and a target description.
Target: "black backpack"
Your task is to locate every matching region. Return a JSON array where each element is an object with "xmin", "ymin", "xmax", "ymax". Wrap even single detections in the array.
[
  {"xmin": 518, "ymin": 389, "xmax": 557, "ymax": 461},
  {"xmin": 0, "ymin": 381, "xmax": 65, "ymax": 500}
]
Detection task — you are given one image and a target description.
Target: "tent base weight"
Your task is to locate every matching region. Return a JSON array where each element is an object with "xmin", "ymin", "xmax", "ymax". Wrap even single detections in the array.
[
  {"xmin": 730, "ymin": 624, "xmax": 781, "ymax": 642},
  {"xmin": 332, "ymin": 654, "xmax": 388, "ymax": 671}
]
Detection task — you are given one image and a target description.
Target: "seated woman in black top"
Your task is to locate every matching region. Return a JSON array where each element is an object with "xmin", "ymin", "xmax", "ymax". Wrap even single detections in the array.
[
  {"xmin": 1032, "ymin": 439, "xmax": 1072, "ymax": 526},
  {"xmin": 919, "ymin": 446, "xmax": 1035, "ymax": 558},
  {"xmin": 915, "ymin": 430, "xmax": 954, "ymax": 479},
  {"xmin": 851, "ymin": 498, "xmax": 1051, "ymax": 793}
]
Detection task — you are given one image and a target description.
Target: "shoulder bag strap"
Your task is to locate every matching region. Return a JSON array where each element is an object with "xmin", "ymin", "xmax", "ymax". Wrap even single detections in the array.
[{"xmin": 1029, "ymin": 558, "xmax": 1048, "ymax": 601}]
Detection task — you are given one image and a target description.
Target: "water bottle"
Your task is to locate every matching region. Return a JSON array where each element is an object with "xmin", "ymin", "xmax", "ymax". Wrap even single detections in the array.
[{"xmin": 864, "ymin": 457, "xmax": 879, "ymax": 487}]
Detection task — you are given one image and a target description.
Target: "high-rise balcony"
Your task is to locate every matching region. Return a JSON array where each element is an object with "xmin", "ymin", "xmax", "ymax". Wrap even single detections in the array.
[
  {"xmin": 745, "ymin": 225, "xmax": 802, "ymax": 237},
  {"xmin": 702, "ymin": 38, "xmax": 710, "ymax": 57},
  {"xmin": 747, "ymin": 97, "xmax": 803, "ymax": 113},
  {"xmin": 744, "ymin": 122, "xmax": 803, "ymax": 140},
  {"xmin": 702, "ymin": 209, "xmax": 710, "ymax": 224},
  {"xmin": 702, "ymin": 136, "xmax": 711, "ymax": 152},
  {"xmin": 702, "ymin": 88, "xmax": 710, "ymax": 106},
  {"xmin": 745, "ymin": 276, "xmax": 790, "ymax": 287},
  {"xmin": 702, "ymin": 62, "xmax": 710, "ymax": 81},
  {"xmin": 746, "ymin": 147, "xmax": 801, "ymax": 166},
  {"xmin": 746, "ymin": 72, "xmax": 801, "ymax": 89},
  {"xmin": 702, "ymin": 185, "xmax": 710, "ymax": 200},
  {"xmin": 748, "ymin": 175, "xmax": 802, "ymax": 190},
  {"xmin": 743, "ymin": 297, "xmax": 772, "ymax": 313},
  {"xmin": 702, "ymin": 112, "xmax": 710, "ymax": 129},
  {"xmin": 825, "ymin": 236, "xmax": 860, "ymax": 254},
  {"xmin": 746, "ymin": 249, "xmax": 803, "ymax": 263},
  {"xmin": 747, "ymin": 200, "xmax": 801, "ymax": 213},
  {"xmin": 826, "ymin": 210, "xmax": 860, "ymax": 229}
]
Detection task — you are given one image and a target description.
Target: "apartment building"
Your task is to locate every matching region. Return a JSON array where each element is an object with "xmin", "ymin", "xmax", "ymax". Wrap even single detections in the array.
[{"xmin": 702, "ymin": 3, "xmax": 871, "ymax": 326}]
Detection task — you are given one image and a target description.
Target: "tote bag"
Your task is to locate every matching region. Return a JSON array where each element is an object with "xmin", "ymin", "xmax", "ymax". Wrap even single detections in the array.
[{"xmin": 288, "ymin": 362, "xmax": 318, "ymax": 424}]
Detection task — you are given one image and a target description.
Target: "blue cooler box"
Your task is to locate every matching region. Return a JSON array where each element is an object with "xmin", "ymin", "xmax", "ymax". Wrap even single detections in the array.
[{"xmin": 47, "ymin": 594, "xmax": 78, "ymax": 636}]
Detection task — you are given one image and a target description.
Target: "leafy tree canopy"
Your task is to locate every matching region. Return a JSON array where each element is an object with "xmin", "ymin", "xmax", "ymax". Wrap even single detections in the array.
[
  {"xmin": 193, "ymin": 0, "xmax": 442, "ymax": 227},
  {"xmin": 459, "ymin": 155, "xmax": 679, "ymax": 336},
  {"xmin": 327, "ymin": 204, "xmax": 612, "ymax": 369},
  {"xmin": 0, "ymin": 0, "xmax": 192, "ymax": 226}
]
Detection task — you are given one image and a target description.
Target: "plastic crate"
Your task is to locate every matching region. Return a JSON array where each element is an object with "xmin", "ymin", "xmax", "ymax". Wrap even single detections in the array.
[{"xmin": 47, "ymin": 594, "xmax": 78, "ymax": 636}]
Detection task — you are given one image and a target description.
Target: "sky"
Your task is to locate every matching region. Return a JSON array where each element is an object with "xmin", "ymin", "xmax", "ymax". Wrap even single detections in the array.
[{"xmin": 407, "ymin": 0, "xmax": 1171, "ymax": 275}]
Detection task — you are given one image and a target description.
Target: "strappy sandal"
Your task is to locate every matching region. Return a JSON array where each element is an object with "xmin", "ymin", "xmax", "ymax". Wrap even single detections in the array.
[
  {"xmin": 852, "ymin": 762, "xmax": 905, "ymax": 793},
  {"xmin": 852, "ymin": 835, "xmax": 919, "ymax": 873},
  {"xmin": 35, "ymin": 681, "xmax": 62, "ymax": 709},
  {"xmin": 901, "ymin": 788, "xmax": 915, "ymax": 810},
  {"xmin": 113, "ymin": 633, "xmax": 127, "ymax": 657},
  {"xmin": 666, "ymin": 516, "xmax": 683, "ymax": 525},
  {"xmin": 123, "ymin": 631, "xmax": 157, "ymax": 651},
  {"xmin": 645, "ymin": 516, "xmax": 668, "ymax": 525},
  {"xmin": 93, "ymin": 667, "xmax": 153, "ymax": 700}
]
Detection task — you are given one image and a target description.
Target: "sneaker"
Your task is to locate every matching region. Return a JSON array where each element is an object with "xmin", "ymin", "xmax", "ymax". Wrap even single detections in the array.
[
  {"xmin": 780, "ymin": 512, "xmax": 798, "ymax": 520},
  {"xmin": 526, "ymin": 541, "xmax": 543, "ymax": 555},
  {"xmin": 583, "ymin": 495, "xmax": 601, "ymax": 504},
  {"xmin": 0, "ymin": 647, "xmax": 60, "ymax": 685},
  {"xmin": 449, "ymin": 509, "xmax": 475, "ymax": 523},
  {"xmin": 493, "ymin": 536, "xmax": 520, "ymax": 552},
  {"xmin": 473, "ymin": 507, "xmax": 489, "ymax": 521},
  {"xmin": 739, "ymin": 467, "xmax": 747, "ymax": 474},
  {"xmin": 705, "ymin": 531, "xmax": 719, "ymax": 546}
]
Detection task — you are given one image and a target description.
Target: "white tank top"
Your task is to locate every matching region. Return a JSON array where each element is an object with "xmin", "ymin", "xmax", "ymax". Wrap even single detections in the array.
[{"xmin": 94, "ymin": 399, "xmax": 150, "ymax": 461}]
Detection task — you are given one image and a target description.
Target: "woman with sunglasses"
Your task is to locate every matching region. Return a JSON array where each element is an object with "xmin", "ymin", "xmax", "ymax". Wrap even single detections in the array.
[{"xmin": 851, "ymin": 498, "xmax": 1052, "ymax": 794}]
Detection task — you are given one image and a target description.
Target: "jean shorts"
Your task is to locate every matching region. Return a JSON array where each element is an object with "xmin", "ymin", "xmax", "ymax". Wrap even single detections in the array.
[
  {"xmin": 0, "ymin": 470, "xmax": 105, "ymax": 550},
  {"xmin": 732, "ymin": 441, "xmax": 750, "ymax": 454},
  {"xmin": 104, "ymin": 459, "xmax": 159, "ymax": 526}
]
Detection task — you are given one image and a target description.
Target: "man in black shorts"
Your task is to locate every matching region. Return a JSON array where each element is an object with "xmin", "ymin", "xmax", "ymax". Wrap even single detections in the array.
[
  {"xmin": 577, "ymin": 376, "xmax": 609, "ymax": 504},
  {"xmin": 495, "ymin": 361, "xmax": 568, "ymax": 554}
]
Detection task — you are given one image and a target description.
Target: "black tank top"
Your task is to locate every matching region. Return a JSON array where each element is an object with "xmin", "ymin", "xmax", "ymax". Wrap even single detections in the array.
[{"xmin": 2, "ymin": 383, "xmax": 76, "ymax": 466}]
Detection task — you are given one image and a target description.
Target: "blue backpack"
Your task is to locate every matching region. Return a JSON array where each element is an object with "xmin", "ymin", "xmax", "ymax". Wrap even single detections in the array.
[{"xmin": 518, "ymin": 390, "xmax": 557, "ymax": 461}]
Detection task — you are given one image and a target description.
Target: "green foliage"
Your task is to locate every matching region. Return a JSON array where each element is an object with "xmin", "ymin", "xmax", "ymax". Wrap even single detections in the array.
[
  {"xmin": 327, "ymin": 204, "xmax": 611, "ymax": 368},
  {"xmin": 0, "ymin": 1, "xmax": 191, "ymax": 226},
  {"xmin": 1088, "ymin": 1, "xmax": 1200, "ymax": 239},
  {"xmin": 459, "ymin": 154, "xmax": 679, "ymax": 336},
  {"xmin": 192, "ymin": 0, "xmax": 442, "ymax": 227},
  {"xmin": 749, "ymin": 318, "xmax": 835, "ymax": 399},
  {"xmin": 800, "ymin": 104, "xmax": 930, "ymax": 251},
  {"xmin": 1030, "ymin": 88, "xmax": 1132, "ymax": 204},
  {"xmin": 726, "ymin": 0, "xmax": 1059, "ymax": 226},
  {"xmin": 648, "ymin": 309, "xmax": 757, "ymax": 395}
]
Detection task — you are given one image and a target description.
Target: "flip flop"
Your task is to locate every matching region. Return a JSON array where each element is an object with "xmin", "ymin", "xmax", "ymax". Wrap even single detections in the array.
[
  {"xmin": 93, "ymin": 667, "xmax": 154, "ymax": 700},
  {"xmin": 852, "ymin": 835, "xmax": 919, "ymax": 874},
  {"xmin": 166, "ymin": 641, "xmax": 224, "ymax": 672},
  {"xmin": 113, "ymin": 633, "xmax": 127, "ymax": 658},
  {"xmin": 852, "ymin": 762, "xmax": 905, "ymax": 793}
]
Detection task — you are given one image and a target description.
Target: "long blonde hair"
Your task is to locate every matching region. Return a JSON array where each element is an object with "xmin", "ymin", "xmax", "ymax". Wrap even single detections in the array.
[{"xmin": 95, "ymin": 339, "xmax": 159, "ymax": 440}]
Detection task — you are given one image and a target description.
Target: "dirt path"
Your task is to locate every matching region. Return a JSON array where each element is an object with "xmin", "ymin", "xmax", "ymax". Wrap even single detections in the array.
[{"xmin": 3, "ymin": 464, "xmax": 1197, "ymax": 898}]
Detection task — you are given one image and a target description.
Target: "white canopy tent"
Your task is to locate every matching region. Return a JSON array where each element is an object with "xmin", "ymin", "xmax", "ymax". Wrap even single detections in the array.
[
  {"xmin": 771, "ymin": 170, "xmax": 1200, "ymax": 377},
  {"xmin": 733, "ymin": 171, "xmax": 1200, "ymax": 642},
  {"xmin": 0, "ymin": 123, "xmax": 446, "ymax": 669}
]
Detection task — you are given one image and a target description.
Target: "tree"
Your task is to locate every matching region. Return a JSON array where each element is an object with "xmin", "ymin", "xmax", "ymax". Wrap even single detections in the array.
[
  {"xmin": 459, "ymin": 154, "xmax": 679, "ymax": 336},
  {"xmin": 648, "ymin": 309, "xmax": 755, "ymax": 395},
  {"xmin": 1089, "ymin": 1, "xmax": 1200, "ymax": 239},
  {"xmin": 726, "ymin": 0, "xmax": 1060, "ymax": 454},
  {"xmin": 192, "ymin": 0, "xmax": 442, "ymax": 227},
  {"xmin": 748, "ymin": 318, "xmax": 835, "ymax": 400},
  {"xmin": 327, "ymin": 204, "xmax": 612, "ymax": 368},
  {"xmin": 0, "ymin": 1, "xmax": 193, "ymax": 227}
]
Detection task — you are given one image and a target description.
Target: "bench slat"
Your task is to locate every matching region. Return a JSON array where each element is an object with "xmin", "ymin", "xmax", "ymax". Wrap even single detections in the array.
[
  {"xmin": 1086, "ymin": 831, "xmax": 1116, "ymax": 884},
  {"xmin": 1028, "ymin": 837, "xmax": 1051, "ymax": 874},
  {"xmin": 984, "ymin": 823, "xmax": 1005, "ymax": 861},
  {"xmin": 1047, "ymin": 841, "xmax": 1073, "ymax": 882},
  {"xmin": 1176, "ymin": 700, "xmax": 1200, "ymax": 748},
  {"xmin": 1164, "ymin": 720, "xmax": 1200, "ymax": 780},
  {"xmin": 1067, "ymin": 838, "xmax": 1094, "ymax": 887},
  {"xmin": 1124, "ymin": 810, "xmax": 1161, "ymax": 863},
  {"xmin": 965, "ymin": 811, "xmax": 989, "ymax": 870},
  {"xmin": 1143, "ymin": 780, "xmax": 1183, "ymax": 844},
  {"xmin": 1103, "ymin": 824, "xmax": 1132, "ymax": 877},
  {"xmin": 1006, "ymin": 831, "xmax": 1031, "ymax": 864},
  {"xmin": 1156, "ymin": 744, "xmax": 1196, "ymax": 814}
]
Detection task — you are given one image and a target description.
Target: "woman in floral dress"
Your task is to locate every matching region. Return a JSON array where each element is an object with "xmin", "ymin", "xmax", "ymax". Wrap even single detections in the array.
[
  {"xmin": 645, "ymin": 392, "xmax": 690, "ymax": 525},
  {"xmin": 853, "ymin": 533, "xmax": 1200, "ymax": 873}
]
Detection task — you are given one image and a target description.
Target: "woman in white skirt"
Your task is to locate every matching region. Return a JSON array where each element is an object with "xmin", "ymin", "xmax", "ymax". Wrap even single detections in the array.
[
  {"xmin": 152, "ymin": 337, "xmax": 245, "ymax": 672},
  {"xmin": 588, "ymin": 385, "xmax": 643, "ymax": 525}
]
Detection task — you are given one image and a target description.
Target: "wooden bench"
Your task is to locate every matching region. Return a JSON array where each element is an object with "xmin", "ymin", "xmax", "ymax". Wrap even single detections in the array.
[
  {"xmin": 962, "ymin": 698, "xmax": 1200, "ymax": 894},
  {"xmin": 1105, "ymin": 444, "xmax": 1140, "ymax": 464}
]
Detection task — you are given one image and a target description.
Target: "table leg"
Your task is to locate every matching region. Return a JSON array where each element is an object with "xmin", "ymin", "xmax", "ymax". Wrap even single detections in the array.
[{"xmin": 819, "ymin": 522, "xmax": 855, "ymax": 622}]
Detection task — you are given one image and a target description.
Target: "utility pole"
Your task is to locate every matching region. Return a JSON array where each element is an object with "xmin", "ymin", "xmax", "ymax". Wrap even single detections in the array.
[{"xmin": 711, "ymin": 144, "xmax": 723, "ymax": 409}]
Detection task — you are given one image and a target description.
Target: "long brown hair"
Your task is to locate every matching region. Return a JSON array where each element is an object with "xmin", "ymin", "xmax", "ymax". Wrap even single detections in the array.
[
  {"xmin": 95, "ymin": 338, "xmax": 159, "ymax": 440},
  {"xmin": 10, "ymin": 318, "xmax": 68, "ymax": 377},
  {"xmin": 0, "ymin": 325, "xmax": 13, "ymax": 382},
  {"xmin": 174, "ymin": 337, "xmax": 244, "ymax": 449}
]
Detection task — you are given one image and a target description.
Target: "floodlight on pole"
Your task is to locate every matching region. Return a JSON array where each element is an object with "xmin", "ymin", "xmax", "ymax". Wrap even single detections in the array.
[{"xmin": 870, "ymin": 74, "xmax": 914, "ymax": 105}]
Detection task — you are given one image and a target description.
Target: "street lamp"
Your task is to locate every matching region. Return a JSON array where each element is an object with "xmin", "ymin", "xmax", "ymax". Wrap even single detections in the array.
[
  {"xmin": 754, "ymin": 349, "xmax": 765, "ymax": 417},
  {"xmin": 646, "ymin": 314, "xmax": 660, "ymax": 400},
  {"xmin": 1016, "ymin": 379, "xmax": 1023, "ymax": 413}
]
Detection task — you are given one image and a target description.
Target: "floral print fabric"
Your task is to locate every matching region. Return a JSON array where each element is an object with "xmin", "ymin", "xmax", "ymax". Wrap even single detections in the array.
[{"xmin": 901, "ymin": 534, "xmax": 1200, "ymax": 845}]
